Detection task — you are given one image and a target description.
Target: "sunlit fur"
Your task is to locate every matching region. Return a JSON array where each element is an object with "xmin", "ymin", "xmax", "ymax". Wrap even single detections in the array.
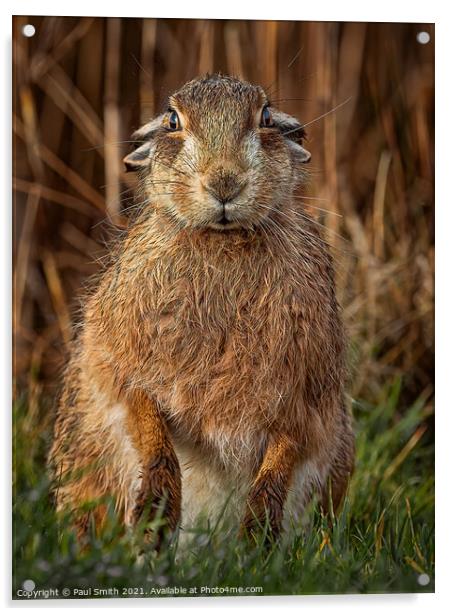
[{"xmin": 49, "ymin": 74, "xmax": 354, "ymax": 543}]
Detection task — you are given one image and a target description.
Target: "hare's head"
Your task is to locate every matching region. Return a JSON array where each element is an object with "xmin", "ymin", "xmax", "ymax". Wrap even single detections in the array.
[{"xmin": 124, "ymin": 74, "xmax": 311, "ymax": 231}]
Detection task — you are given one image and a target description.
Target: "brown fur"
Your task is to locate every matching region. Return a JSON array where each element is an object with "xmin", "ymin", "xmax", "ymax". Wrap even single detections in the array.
[{"xmin": 49, "ymin": 74, "xmax": 354, "ymax": 544}]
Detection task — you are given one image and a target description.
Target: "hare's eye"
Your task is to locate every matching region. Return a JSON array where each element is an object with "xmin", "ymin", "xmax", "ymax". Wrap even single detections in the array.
[
  {"xmin": 260, "ymin": 106, "xmax": 273, "ymax": 128},
  {"xmin": 168, "ymin": 110, "xmax": 180, "ymax": 131}
]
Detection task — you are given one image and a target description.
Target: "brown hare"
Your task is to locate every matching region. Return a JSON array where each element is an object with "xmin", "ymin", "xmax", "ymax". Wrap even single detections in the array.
[{"xmin": 49, "ymin": 74, "xmax": 354, "ymax": 546}]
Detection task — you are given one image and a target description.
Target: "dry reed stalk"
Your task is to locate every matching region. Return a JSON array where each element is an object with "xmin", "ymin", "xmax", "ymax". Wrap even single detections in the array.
[
  {"xmin": 198, "ymin": 20, "xmax": 215, "ymax": 75},
  {"xmin": 19, "ymin": 85, "xmax": 45, "ymax": 181},
  {"xmin": 256, "ymin": 21, "xmax": 278, "ymax": 92},
  {"xmin": 13, "ymin": 178, "xmax": 96, "ymax": 217},
  {"xmin": 140, "ymin": 19, "xmax": 157, "ymax": 122},
  {"xmin": 13, "ymin": 187, "xmax": 41, "ymax": 331},
  {"xmin": 372, "ymin": 150, "xmax": 392, "ymax": 260},
  {"xmin": 336, "ymin": 23, "xmax": 366, "ymax": 152},
  {"xmin": 320, "ymin": 23, "xmax": 340, "ymax": 246},
  {"xmin": 69, "ymin": 17, "xmax": 104, "ymax": 199},
  {"xmin": 41, "ymin": 251, "xmax": 72, "ymax": 349},
  {"xmin": 104, "ymin": 18, "xmax": 122, "ymax": 222},
  {"xmin": 224, "ymin": 21, "xmax": 244, "ymax": 79}
]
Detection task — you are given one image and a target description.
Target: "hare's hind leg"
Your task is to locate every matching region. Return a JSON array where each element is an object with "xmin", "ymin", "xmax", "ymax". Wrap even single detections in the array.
[
  {"xmin": 50, "ymin": 381, "xmax": 143, "ymax": 541},
  {"xmin": 281, "ymin": 412, "xmax": 354, "ymax": 531},
  {"xmin": 51, "ymin": 450, "xmax": 127, "ymax": 542},
  {"xmin": 51, "ymin": 371, "xmax": 181, "ymax": 546},
  {"xmin": 321, "ymin": 415, "xmax": 355, "ymax": 514}
]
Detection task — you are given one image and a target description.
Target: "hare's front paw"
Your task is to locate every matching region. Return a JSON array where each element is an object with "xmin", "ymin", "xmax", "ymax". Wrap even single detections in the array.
[
  {"xmin": 240, "ymin": 474, "xmax": 284, "ymax": 543},
  {"xmin": 133, "ymin": 452, "xmax": 181, "ymax": 548}
]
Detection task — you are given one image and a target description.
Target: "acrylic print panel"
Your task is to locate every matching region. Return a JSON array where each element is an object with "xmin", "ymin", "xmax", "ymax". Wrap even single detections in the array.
[{"xmin": 12, "ymin": 15, "xmax": 434, "ymax": 599}]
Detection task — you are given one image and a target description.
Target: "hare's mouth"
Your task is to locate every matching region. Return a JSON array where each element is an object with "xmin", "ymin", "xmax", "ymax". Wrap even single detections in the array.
[
  {"xmin": 217, "ymin": 214, "xmax": 230, "ymax": 226},
  {"xmin": 207, "ymin": 215, "xmax": 243, "ymax": 231},
  {"xmin": 204, "ymin": 208, "xmax": 241, "ymax": 231}
]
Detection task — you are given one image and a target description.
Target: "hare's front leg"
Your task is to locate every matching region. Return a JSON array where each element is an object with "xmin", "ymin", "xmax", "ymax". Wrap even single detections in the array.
[
  {"xmin": 126, "ymin": 391, "xmax": 181, "ymax": 545},
  {"xmin": 241, "ymin": 434, "xmax": 298, "ymax": 541}
]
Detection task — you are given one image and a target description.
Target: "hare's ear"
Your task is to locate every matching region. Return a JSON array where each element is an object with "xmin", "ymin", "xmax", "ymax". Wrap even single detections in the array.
[
  {"xmin": 123, "ymin": 114, "xmax": 164, "ymax": 172},
  {"xmin": 272, "ymin": 109, "xmax": 311, "ymax": 163}
]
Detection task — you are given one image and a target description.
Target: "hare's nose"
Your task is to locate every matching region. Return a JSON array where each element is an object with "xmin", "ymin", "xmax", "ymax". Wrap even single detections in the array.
[{"xmin": 204, "ymin": 170, "xmax": 246, "ymax": 205}]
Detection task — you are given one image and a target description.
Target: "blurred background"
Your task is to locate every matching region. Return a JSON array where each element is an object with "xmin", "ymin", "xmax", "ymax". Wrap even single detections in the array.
[{"xmin": 12, "ymin": 16, "xmax": 434, "ymax": 413}]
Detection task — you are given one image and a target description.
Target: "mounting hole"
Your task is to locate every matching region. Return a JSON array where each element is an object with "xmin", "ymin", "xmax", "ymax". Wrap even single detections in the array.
[
  {"xmin": 416, "ymin": 31, "xmax": 430, "ymax": 45},
  {"xmin": 22, "ymin": 579, "xmax": 36, "ymax": 591},
  {"xmin": 417, "ymin": 573, "xmax": 430, "ymax": 586},
  {"xmin": 22, "ymin": 24, "xmax": 36, "ymax": 38}
]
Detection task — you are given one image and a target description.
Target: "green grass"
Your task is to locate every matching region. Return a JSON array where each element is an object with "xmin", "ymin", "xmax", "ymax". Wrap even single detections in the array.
[{"xmin": 12, "ymin": 378, "xmax": 434, "ymax": 599}]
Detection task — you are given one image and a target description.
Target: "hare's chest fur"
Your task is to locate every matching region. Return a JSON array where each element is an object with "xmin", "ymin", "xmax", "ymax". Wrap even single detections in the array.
[{"xmin": 137, "ymin": 246, "xmax": 303, "ymax": 467}]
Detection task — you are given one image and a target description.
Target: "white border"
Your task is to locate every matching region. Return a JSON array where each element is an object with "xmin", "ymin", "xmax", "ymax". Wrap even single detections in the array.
[
  {"xmin": 2, "ymin": 1, "xmax": 451, "ymax": 613},
  {"xmin": 3, "ymin": 1, "xmax": 439, "ymax": 22}
]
